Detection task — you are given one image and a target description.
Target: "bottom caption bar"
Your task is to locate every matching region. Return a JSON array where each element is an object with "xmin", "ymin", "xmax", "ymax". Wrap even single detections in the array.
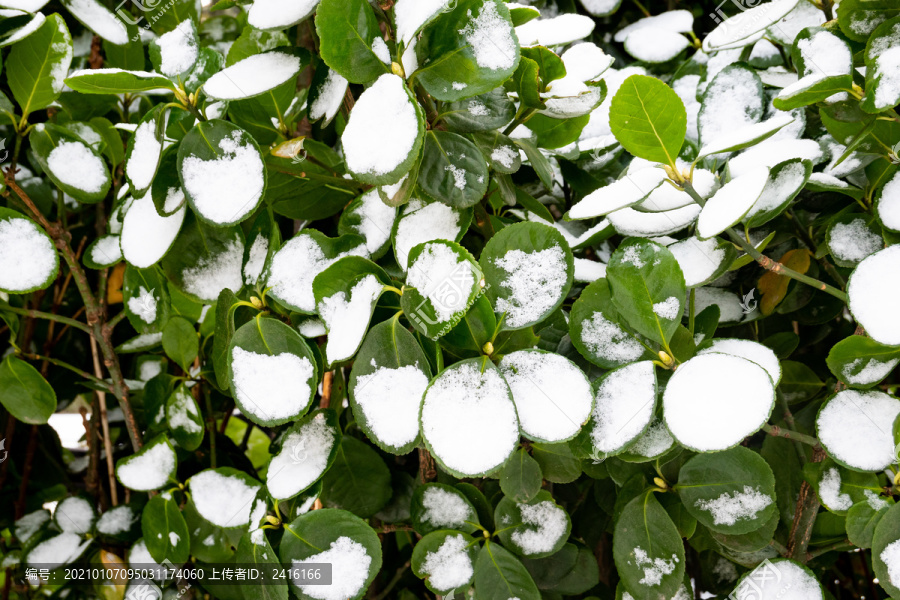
[{"xmin": 19, "ymin": 563, "xmax": 333, "ymax": 586}]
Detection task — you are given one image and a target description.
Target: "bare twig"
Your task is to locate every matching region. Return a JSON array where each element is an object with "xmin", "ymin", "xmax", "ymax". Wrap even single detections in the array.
[{"xmin": 90, "ymin": 335, "xmax": 117, "ymax": 506}]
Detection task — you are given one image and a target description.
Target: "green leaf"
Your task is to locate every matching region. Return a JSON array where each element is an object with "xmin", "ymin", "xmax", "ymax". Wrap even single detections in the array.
[
  {"xmin": 773, "ymin": 28, "xmax": 854, "ymax": 110},
  {"xmin": 606, "ymin": 238, "xmax": 686, "ymax": 347},
  {"xmin": 348, "ymin": 318, "xmax": 432, "ymax": 454},
  {"xmin": 280, "ymin": 509, "xmax": 382, "ymax": 600},
  {"xmin": 440, "ymin": 293, "xmax": 498, "ymax": 357},
  {"xmin": 837, "ymin": 0, "xmax": 900, "ymax": 42},
  {"xmin": 509, "ymin": 56, "xmax": 544, "ymax": 110},
  {"xmin": 613, "ymin": 491, "xmax": 685, "ymax": 600},
  {"xmin": 415, "ymin": 0, "xmax": 520, "ymax": 102},
  {"xmin": 7, "ymin": 14, "xmax": 71, "ymax": 116},
  {"xmin": 162, "ymin": 316, "xmax": 199, "ymax": 372},
  {"xmin": 474, "ymin": 540, "xmax": 540, "ymax": 600},
  {"xmin": 160, "ymin": 212, "xmax": 245, "ymax": 303},
  {"xmin": 495, "ymin": 490, "xmax": 571, "ymax": 558},
  {"xmin": 828, "ymin": 333, "xmax": 900, "ymax": 390},
  {"xmin": 862, "ymin": 16, "xmax": 900, "ymax": 113},
  {"xmin": 500, "ymin": 448, "xmax": 543, "ymax": 503},
  {"xmin": 315, "ymin": 0, "xmax": 389, "ymax": 84},
  {"xmin": 177, "ymin": 119, "xmax": 267, "ymax": 227},
  {"xmin": 609, "ymin": 74, "xmax": 686, "ymax": 166},
  {"xmin": 320, "ymin": 436, "xmax": 392, "ymax": 518},
  {"xmin": 402, "ymin": 240, "xmax": 485, "ymax": 340},
  {"xmin": 29, "ymin": 123, "xmax": 112, "ymax": 204},
  {"xmin": 520, "ymin": 542, "xmax": 599, "ymax": 595},
  {"xmin": 472, "ymin": 131, "xmax": 522, "ymax": 174},
  {"xmin": 419, "ymin": 130, "xmax": 490, "ymax": 208},
  {"xmin": 531, "ymin": 442, "xmax": 582, "ymax": 484},
  {"xmin": 166, "ymin": 384, "xmax": 204, "ymax": 451},
  {"xmin": 411, "ymin": 530, "xmax": 478, "ymax": 595},
  {"xmin": 847, "ymin": 495, "xmax": 893, "ymax": 549},
  {"xmin": 676, "ymin": 446, "xmax": 778, "ymax": 535},
  {"xmin": 480, "ymin": 222, "xmax": 574, "ymax": 330},
  {"xmin": 0, "ymin": 355, "xmax": 57, "ymax": 424},
  {"xmin": 779, "ymin": 360, "xmax": 824, "ymax": 403},
  {"xmin": 266, "ymin": 409, "xmax": 341, "ymax": 501},
  {"xmin": 873, "ymin": 502, "xmax": 900, "ymax": 596},
  {"xmin": 438, "ymin": 88, "xmax": 517, "ymax": 133},
  {"xmin": 520, "ymin": 46, "xmax": 566, "ymax": 86},
  {"xmin": 123, "ymin": 266, "xmax": 170, "ymax": 334},
  {"xmin": 227, "ymin": 317, "xmax": 317, "ymax": 426},
  {"xmin": 142, "ymin": 495, "xmax": 190, "ymax": 564},
  {"xmin": 528, "ymin": 113, "xmax": 590, "ymax": 150},
  {"xmin": 65, "ymin": 69, "xmax": 176, "ymax": 95},
  {"xmin": 235, "ymin": 530, "xmax": 288, "ymax": 600}
]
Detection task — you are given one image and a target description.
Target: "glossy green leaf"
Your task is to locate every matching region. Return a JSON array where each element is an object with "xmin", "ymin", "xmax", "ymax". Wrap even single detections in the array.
[
  {"xmin": 7, "ymin": 15, "xmax": 72, "ymax": 116},
  {"xmin": 0, "ymin": 355, "xmax": 57, "ymax": 425},
  {"xmin": 609, "ymin": 74, "xmax": 686, "ymax": 166}
]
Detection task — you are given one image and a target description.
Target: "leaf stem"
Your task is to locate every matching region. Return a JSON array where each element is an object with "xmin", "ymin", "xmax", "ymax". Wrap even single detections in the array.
[
  {"xmin": 18, "ymin": 351, "xmax": 112, "ymax": 391},
  {"xmin": 762, "ymin": 423, "xmax": 820, "ymax": 447},
  {"xmin": 1, "ymin": 305, "xmax": 92, "ymax": 335},
  {"xmin": 724, "ymin": 228, "xmax": 848, "ymax": 302}
]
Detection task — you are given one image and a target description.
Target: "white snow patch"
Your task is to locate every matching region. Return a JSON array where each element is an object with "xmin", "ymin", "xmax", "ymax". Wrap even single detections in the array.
[
  {"xmin": 511, "ymin": 501, "xmax": 567, "ymax": 555},
  {"xmin": 318, "ymin": 275, "xmax": 384, "ymax": 363},
  {"xmin": 343, "ymin": 74, "xmax": 419, "ymax": 179},
  {"xmin": 848, "ymin": 245, "xmax": 900, "ymax": 345},
  {"xmin": 494, "ymin": 244, "xmax": 568, "ymax": 328},
  {"xmin": 203, "ymin": 51, "xmax": 302, "ymax": 100},
  {"xmin": 47, "ymin": 140, "xmax": 107, "ymax": 194},
  {"xmin": 267, "ymin": 413, "xmax": 336, "ymax": 500},
  {"xmin": 421, "ymin": 534, "xmax": 473, "ymax": 591},
  {"xmin": 590, "ymin": 361, "xmax": 655, "ymax": 453},
  {"xmin": 116, "ymin": 440, "xmax": 176, "ymax": 491},
  {"xmin": 120, "ymin": 194, "xmax": 185, "ymax": 269},
  {"xmin": 0, "ymin": 217, "xmax": 56, "ymax": 292},
  {"xmin": 354, "ymin": 363, "xmax": 429, "ymax": 448},
  {"xmin": 663, "ymin": 353, "xmax": 773, "ymax": 451},
  {"xmin": 421, "ymin": 363, "xmax": 518, "ymax": 475},
  {"xmin": 695, "ymin": 486, "xmax": 773, "ymax": 525},
  {"xmin": 181, "ymin": 129, "xmax": 264, "ymax": 225},
  {"xmin": 817, "ymin": 390, "xmax": 900, "ymax": 472},
  {"xmin": 499, "ymin": 351, "xmax": 592, "ymax": 442},
  {"xmin": 231, "ymin": 346, "xmax": 315, "ymax": 423},
  {"xmin": 189, "ymin": 470, "xmax": 260, "ymax": 528},
  {"xmin": 292, "ymin": 536, "xmax": 371, "ymax": 600}
]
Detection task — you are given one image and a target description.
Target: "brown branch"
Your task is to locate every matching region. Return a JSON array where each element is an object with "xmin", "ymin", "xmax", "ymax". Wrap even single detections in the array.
[
  {"xmin": 418, "ymin": 447, "xmax": 436, "ymax": 483},
  {"xmin": 787, "ymin": 445, "xmax": 826, "ymax": 562},
  {"xmin": 320, "ymin": 370, "xmax": 334, "ymax": 409},
  {"xmin": 4, "ymin": 173, "xmax": 143, "ymax": 452},
  {"xmin": 14, "ymin": 426, "xmax": 39, "ymax": 519}
]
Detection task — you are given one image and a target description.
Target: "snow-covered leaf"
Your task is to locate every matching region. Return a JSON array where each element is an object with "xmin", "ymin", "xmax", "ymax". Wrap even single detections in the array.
[
  {"xmin": 30, "ymin": 124, "xmax": 111, "ymax": 204},
  {"xmin": 676, "ymin": 447, "xmax": 777, "ymax": 534},
  {"xmin": 0, "ymin": 208, "xmax": 58, "ymax": 294},
  {"xmin": 415, "ymin": 0, "xmax": 520, "ymax": 102},
  {"xmin": 421, "ymin": 358, "xmax": 518, "ymax": 477},
  {"xmin": 703, "ymin": 0, "xmax": 799, "ymax": 52},
  {"xmin": 606, "ymin": 238, "xmax": 685, "ymax": 346},
  {"xmin": 342, "ymin": 73, "xmax": 425, "ymax": 186},
  {"xmin": 480, "ymin": 221, "xmax": 574, "ymax": 330},
  {"xmin": 315, "ymin": 0, "xmax": 389, "ymax": 84},
  {"xmin": 697, "ymin": 167, "xmax": 769, "ymax": 239},
  {"xmin": 203, "ymin": 49, "xmax": 305, "ymax": 100},
  {"xmin": 494, "ymin": 490, "xmax": 571, "ymax": 558},
  {"xmin": 115, "ymin": 434, "xmax": 177, "ymax": 492},
  {"xmin": 313, "ymin": 257, "xmax": 389, "ymax": 366},
  {"xmin": 663, "ymin": 353, "xmax": 775, "ymax": 452},
  {"xmin": 7, "ymin": 14, "xmax": 71, "ymax": 116},
  {"xmin": 817, "ymin": 389, "xmax": 900, "ymax": 472},
  {"xmin": 227, "ymin": 317, "xmax": 317, "ymax": 426},
  {"xmin": 862, "ymin": 16, "xmax": 900, "ymax": 113},
  {"xmin": 847, "ymin": 245, "xmax": 900, "ymax": 345},
  {"xmin": 401, "ymin": 240, "xmax": 483, "ymax": 340},
  {"xmin": 266, "ymin": 409, "xmax": 341, "ymax": 500},
  {"xmin": 348, "ymin": 318, "xmax": 432, "ymax": 454},
  {"xmin": 411, "ymin": 530, "xmax": 478, "ymax": 595}
]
